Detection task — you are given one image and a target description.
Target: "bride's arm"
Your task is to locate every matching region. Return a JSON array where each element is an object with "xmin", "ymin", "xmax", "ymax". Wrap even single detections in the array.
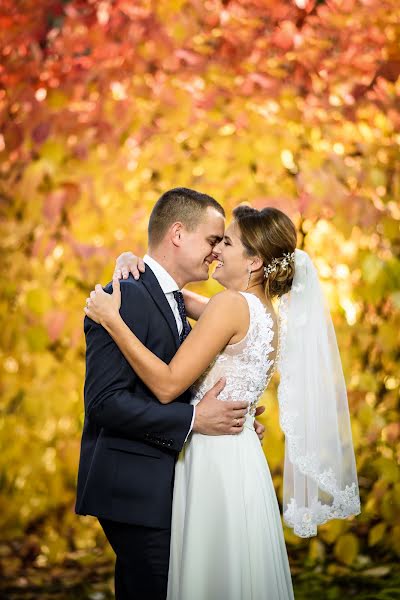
[
  {"xmin": 85, "ymin": 280, "xmax": 246, "ymax": 404},
  {"xmin": 114, "ymin": 251, "xmax": 211, "ymax": 320}
]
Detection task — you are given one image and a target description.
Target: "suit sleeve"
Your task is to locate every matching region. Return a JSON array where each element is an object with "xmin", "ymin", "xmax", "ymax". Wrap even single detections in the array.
[{"xmin": 84, "ymin": 280, "xmax": 194, "ymax": 452}]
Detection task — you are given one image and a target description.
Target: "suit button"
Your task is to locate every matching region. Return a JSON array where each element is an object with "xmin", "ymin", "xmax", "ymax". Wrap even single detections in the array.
[{"xmin": 168, "ymin": 440, "xmax": 173, "ymax": 446}]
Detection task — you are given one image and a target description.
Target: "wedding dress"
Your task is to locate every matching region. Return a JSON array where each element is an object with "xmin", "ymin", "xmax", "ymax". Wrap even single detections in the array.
[{"xmin": 167, "ymin": 292, "xmax": 294, "ymax": 600}]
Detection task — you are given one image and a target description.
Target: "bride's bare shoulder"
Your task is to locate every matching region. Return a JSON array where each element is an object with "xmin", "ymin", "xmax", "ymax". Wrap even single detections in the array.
[{"xmin": 205, "ymin": 290, "xmax": 248, "ymax": 314}]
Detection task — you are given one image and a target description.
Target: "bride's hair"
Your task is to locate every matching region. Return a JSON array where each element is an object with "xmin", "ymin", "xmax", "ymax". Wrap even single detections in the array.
[{"xmin": 233, "ymin": 205, "xmax": 297, "ymax": 298}]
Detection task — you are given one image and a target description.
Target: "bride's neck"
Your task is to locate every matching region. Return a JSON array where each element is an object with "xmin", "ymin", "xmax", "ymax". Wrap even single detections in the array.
[{"xmin": 244, "ymin": 283, "xmax": 273, "ymax": 306}]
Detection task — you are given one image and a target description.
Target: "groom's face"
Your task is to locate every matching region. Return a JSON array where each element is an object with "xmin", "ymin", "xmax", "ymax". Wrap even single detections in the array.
[{"xmin": 178, "ymin": 207, "xmax": 225, "ymax": 283}]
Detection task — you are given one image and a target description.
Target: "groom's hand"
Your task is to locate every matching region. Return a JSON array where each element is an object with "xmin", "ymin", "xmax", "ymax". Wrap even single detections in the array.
[
  {"xmin": 193, "ymin": 378, "xmax": 249, "ymax": 436},
  {"xmin": 254, "ymin": 405, "xmax": 266, "ymax": 443}
]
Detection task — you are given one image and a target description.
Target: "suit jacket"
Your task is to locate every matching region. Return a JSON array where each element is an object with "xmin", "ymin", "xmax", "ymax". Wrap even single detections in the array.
[{"xmin": 75, "ymin": 266, "xmax": 194, "ymax": 528}]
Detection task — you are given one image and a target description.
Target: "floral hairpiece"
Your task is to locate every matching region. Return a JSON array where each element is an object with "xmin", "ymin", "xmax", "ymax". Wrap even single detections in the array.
[{"xmin": 263, "ymin": 251, "xmax": 296, "ymax": 278}]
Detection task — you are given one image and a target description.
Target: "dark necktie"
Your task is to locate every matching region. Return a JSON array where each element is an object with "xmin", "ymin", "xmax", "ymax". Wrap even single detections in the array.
[{"xmin": 173, "ymin": 290, "xmax": 191, "ymax": 344}]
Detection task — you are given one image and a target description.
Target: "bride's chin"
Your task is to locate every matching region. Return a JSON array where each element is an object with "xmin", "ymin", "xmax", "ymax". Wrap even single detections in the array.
[{"xmin": 212, "ymin": 270, "xmax": 229, "ymax": 287}]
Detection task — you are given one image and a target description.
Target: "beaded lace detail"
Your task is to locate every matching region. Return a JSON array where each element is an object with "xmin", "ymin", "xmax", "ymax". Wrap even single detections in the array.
[{"xmin": 191, "ymin": 293, "xmax": 276, "ymax": 417}]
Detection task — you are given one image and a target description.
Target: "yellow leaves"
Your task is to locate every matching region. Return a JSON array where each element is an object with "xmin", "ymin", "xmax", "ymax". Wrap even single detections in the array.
[
  {"xmin": 309, "ymin": 538, "xmax": 326, "ymax": 563},
  {"xmin": 280, "ymin": 149, "xmax": 297, "ymax": 172},
  {"xmin": 33, "ymin": 352, "xmax": 57, "ymax": 381},
  {"xmin": 219, "ymin": 123, "xmax": 236, "ymax": 136},
  {"xmin": 283, "ymin": 525, "xmax": 303, "ymax": 546},
  {"xmin": 391, "ymin": 526, "xmax": 400, "ymax": 556},
  {"xmin": 381, "ymin": 492, "xmax": 398, "ymax": 522},
  {"xmin": 334, "ymin": 533, "xmax": 359, "ymax": 566},
  {"xmin": 26, "ymin": 288, "xmax": 52, "ymax": 315},
  {"xmin": 320, "ymin": 519, "xmax": 349, "ymax": 544},
  {"xmin": 350, "ymin": 418, "xmax": 362, "ymax": 448},
  {"xmin": 156, "ymin": 0, "xmax": 187, "ymax": 20},
  {"xmin": 358, "ymin": 122, "xmax": 375, "ymax": 143},
  {"xmin": 369, "ymin": 167, "xmax": 387, "ymax": 189},
  {"xmin": 361, "ymin": 253, "xmax": 384, "ymax": 284},
  {"xmin": 368, "ymin": 522, "xmax": 387, "ymax": 546},
  {"xmin": 357, "ymin": 403, "xmax": 375, "ymax": 426},
  {"xmin": 377, "ymin": 322, "xmax": 399, "ymax": 352},
  {"xmin": 261, "ymin": 391, "xmax": 284, "ymax": 470},
  {"xmin": 47, "ymin": 89, "xmax": 69, "ymax": 110},
  {"xmin": 373, "ymin": 458, "xmax": 399, "ymax": 484},
  {"xmin": 39, "ymin": 139, "xmax": 66, "ymax": 166},
  {"xmin": 26, "ymin": 326, "xmax": 49, "ymax": 352}
]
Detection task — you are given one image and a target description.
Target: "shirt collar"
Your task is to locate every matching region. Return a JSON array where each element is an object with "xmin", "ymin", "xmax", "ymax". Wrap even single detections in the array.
[{"xmin": 143, "ymin": 254, "xmax": 180, "ymax": 294}]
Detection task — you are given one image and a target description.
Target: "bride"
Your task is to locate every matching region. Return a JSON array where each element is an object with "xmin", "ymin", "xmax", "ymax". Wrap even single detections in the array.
[{"xmin": 85, "ymin": 205, "xmax": 360, "ymax": 600}]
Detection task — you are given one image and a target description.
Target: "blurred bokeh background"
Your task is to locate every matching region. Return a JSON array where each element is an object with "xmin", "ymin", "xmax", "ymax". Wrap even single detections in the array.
[{"xmin": 1, "ymin": 0, "xmax": 399, "ymax": 598}]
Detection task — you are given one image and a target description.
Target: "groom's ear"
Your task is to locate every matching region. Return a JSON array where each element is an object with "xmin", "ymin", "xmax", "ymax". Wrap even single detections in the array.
[{"xmin": 170, "ymin": 221, "xmax": 184, "ymax": 247}]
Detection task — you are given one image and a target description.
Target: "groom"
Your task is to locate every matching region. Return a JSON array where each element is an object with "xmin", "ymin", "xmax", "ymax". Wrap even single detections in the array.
[{"xmin": 76, "ymin": 188, "xmax": 264, "ymax": 600}]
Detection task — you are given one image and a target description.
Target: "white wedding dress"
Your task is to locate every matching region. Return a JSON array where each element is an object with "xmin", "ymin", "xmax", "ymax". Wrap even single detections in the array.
[{"xmin": 167, "ymin": 292, "xmax": 295, "ymax": 600}]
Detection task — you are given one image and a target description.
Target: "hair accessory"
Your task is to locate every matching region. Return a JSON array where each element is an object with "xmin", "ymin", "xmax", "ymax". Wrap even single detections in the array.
[{"xmin": 264, "ymin": 251, "xmax": 296, "ymax": 278}]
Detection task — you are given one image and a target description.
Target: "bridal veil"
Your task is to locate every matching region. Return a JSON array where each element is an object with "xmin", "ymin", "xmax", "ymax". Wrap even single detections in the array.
[{"xmin": 277, "ymin": 249, "xmax": 361, "ymax": 538}]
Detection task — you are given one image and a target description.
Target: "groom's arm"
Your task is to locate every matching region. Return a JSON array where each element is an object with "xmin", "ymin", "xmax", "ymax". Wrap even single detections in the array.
[{"xmin": 84, "ymin": 281, "xmax": 194, "ymax": 452}]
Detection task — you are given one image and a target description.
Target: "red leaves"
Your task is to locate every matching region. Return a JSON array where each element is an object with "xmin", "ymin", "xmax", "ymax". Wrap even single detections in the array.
[
  {"xmin": 43, "ymin": 184, "xmax": 80, "ymax": 224},
  {"xmin": 43, "ymin": 190, "xmax": 67, "ymax": 223},
  {"xmin": 32, "ymin": 122, "xmax": 51, "ymax": 145},
  {"xmin": 271, "ymin": 20, "xmax": 297, "ymax": 51},
  {"xmin": 375, "ymin": 59, "xmax": 400, "ymax": 84},
  {"xmin": 44, "ymin": 310, "xmax": 67, "ymax": 343}
]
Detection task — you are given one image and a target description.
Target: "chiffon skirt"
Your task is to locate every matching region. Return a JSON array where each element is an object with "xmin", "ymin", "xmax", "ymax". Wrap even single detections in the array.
[{"xmin": 167, "ymin": 416, "xmax": 295, "ymax": 600}]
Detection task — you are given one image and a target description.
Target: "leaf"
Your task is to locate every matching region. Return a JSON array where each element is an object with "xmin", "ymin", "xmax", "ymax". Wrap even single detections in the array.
[
  {"xmin": 362, "ymin": 566, "xmax": 391, "ymax": 577},
  {"xmin": 334, "ymin": 533, "xmax": 359, "ymax": 566},
  {"xmin": 368, "ymin": 523, "xmax": 387, "ymax": 547},
  {"xmin": 26, "ymin": 288, "xmax": 52, "ymax": 315},
  {"xmin": 373, "ymin": 458, "xmax": 400, "ymax": 484},
  {"xmin": 26, "ymin": 325, "xmax": 49, "ymax": 352},
  {"xmin": 308, "ymin": 538, "xmax": 326, "ymax": 563},
  {"xmin": 362, "ymin": 255, "xmax": 384, "ymax": 285},
  {"xmin": 32, "ymin": 122, "xmax": 51, "ymax": 145}
]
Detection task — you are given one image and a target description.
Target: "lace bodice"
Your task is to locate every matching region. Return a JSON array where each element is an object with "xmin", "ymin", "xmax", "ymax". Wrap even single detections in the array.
[{"xmin": 191, "ymin": 292, "xmax": 276, "ymax": 417}]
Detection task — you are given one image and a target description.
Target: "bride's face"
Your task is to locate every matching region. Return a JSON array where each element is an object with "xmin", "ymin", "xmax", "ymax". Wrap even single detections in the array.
[{"xmin": 212, "ymin": 221, "xmax": 255, "ymax": 290}]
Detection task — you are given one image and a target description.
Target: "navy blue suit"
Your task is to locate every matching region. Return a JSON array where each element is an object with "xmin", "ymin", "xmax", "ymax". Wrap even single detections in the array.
[{"xmin": 76, "ymin": 266, "xmax": 194, "ymax": 598}]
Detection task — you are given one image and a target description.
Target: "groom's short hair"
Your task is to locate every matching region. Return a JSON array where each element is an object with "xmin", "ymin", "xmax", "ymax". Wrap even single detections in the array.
[{"xmin": 148, "ymin": 187, "xmax": 225, "ymax": 247}]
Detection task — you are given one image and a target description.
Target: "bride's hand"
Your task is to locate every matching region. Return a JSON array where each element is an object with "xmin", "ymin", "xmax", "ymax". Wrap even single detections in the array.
[
  {"xmin": 114, "ymin": 251, "xmax": 146, "ymax": 280},
  {"xmin": 84, "ymin": 277, "xmax": 122, "ymax": 326}
]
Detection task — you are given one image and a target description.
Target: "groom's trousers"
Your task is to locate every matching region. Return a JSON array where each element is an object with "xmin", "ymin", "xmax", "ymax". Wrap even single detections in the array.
[{"xmin": 99, "ymin": 518, "xmax": 171, "ymax": 600}]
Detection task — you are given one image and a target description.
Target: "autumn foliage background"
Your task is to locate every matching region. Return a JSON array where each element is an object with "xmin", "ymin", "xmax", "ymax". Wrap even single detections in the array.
[{"xmin": 1, "ymin": 0, "xmax": 400, "ymax": 595}]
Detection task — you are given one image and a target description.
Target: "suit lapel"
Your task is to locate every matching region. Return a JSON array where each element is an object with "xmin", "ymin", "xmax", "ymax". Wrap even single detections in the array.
[{"xmin": 140, "ymin": 266, "xmax": 180, "ymax": 350}]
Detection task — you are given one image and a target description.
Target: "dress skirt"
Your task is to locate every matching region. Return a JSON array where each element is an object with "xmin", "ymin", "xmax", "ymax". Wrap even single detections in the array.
[{"xmin": 167, "ymin": 417, "xmax": 295, "ymax": 600}]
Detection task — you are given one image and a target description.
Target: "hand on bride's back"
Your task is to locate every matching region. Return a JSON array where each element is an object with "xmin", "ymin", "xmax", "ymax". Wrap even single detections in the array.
[
  {"xmin": 254, "ymin": 406, "xmax": 266, "ymax": 443},
  {"xmin": 193, "ymin": 378, "xmax": 249, "ymax": 436},
  {"xmin": 114, "ymin": 251, "xmax": 145, "ymax": 280}
]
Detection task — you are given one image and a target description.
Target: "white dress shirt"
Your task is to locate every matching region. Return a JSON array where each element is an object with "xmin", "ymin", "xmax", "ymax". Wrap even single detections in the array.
[
  {"xmin": 143, "ymin": 254, "xmax": 195, "ymax": 439},
  {"xmin": 143, "ymin": 254, "xmax": 183, "ymax": 335}
]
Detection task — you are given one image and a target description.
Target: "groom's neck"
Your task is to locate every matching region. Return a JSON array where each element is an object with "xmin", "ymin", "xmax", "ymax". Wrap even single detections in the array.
[{"xmin": 147, "ymin": 248, "xmax": 186, "ymax": 289}]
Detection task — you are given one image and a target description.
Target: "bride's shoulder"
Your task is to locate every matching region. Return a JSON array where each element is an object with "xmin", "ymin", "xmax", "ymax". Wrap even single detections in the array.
[{"xmin": 206, "ymin": 290, "xmax": 248, "ymax": 313}]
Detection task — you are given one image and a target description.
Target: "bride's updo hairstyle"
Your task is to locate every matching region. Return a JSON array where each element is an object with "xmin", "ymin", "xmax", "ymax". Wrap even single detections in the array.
[{"xmin": 233, "ymin": 205, "xmax": 297, "ymax": 298}]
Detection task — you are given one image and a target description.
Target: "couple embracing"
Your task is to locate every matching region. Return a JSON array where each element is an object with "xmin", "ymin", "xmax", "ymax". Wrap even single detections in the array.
[{"xmin": 76, "ymin": 188, "xmax": 360, "ymax": 600}]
